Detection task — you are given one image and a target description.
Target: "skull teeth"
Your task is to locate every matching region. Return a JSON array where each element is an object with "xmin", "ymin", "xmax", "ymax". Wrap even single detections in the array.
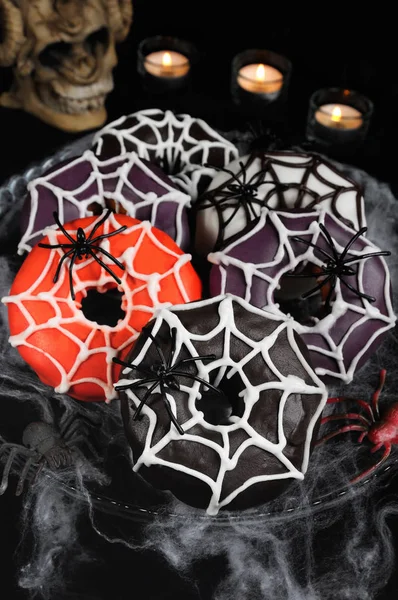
[{"xmin": 38, "ymin": 84, "xmax": 111, "ymax": 115}]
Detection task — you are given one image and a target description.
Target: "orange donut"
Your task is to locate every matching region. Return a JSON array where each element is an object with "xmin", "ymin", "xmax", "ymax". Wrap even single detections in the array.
[{"xmin": 3, "ymin": 212, "xmax": 201, "ymax": 402}]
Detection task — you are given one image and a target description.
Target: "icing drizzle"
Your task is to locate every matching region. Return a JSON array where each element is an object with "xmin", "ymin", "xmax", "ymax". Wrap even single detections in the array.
[
  {"xmin": 208, "ymin": 210, "xmax": 396, "ymax": 383},
  {"xmin": 92, "ymin": 108, "xmax": 239, "ymax": 200},
  {"xmin": 116, "ymin": 294, "xmax": 327, "ymax": 515},
  {"xmin": 4, "ymin": 213, "xmax": 201, "ymax": 402},
  {"xmin": 18, "ymin": 150, "xmax": 192, "ymax": 254},
  {"xmin": 195, "ymin": 151, "xmax": 366, "ymax": 254}
]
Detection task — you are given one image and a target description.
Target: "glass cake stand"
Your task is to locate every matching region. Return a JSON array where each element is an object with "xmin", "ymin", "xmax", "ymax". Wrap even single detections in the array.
[{"xmin": 1, "ymin": 131, "xmax": 397, "ymax": 535}]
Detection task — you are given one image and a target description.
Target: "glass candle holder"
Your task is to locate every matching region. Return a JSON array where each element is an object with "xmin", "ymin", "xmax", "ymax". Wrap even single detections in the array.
[
  {"xmin": 306, "ymin": 88, "xmax": 373, "ymax": 147},
  {"xmin": 137, "ymin": 36, "xmax": 197, "ymax": 92},
  {"xmin": 231, "ymin": 49, "xmax": 292, "ymax": 114}
]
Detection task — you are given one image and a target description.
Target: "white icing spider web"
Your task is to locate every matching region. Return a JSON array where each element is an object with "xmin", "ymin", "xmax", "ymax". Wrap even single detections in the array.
[
  {"xmin": 5, "ymin": 213, "xmax": 198, "ymax": 402},
  {"xmin": 18, "ymin": 150, "xmax": 191, "ymax": 254},
  {"xmin": 116, "ymin": 295, "xmax": 327, "ymax": 515},
  {"xmin": 209, "ymin": 210, "xmax": 396, "ymax": 383},
  {"xmin": 92, "ymin": 109, "xmax": 239, "ymax": 199}
]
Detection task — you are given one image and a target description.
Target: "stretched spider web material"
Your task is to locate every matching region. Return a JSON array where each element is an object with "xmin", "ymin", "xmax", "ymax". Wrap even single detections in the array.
[
  {"xmin": 4, "ymin": 214, "xmax": 199, "ymax": 401},
  {"xmin": 117, "ymin": 295, "xmax": 327, "ymax": 515},
  {"xmin": 18, "ymin": 150, "xmax": 191, "ymax": 254}
]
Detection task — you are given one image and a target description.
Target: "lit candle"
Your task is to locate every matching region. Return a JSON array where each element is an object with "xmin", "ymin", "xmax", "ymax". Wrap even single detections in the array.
[
  {"xmin": 237, "ymin": 63, "xmax": 283, "ymax": 95},
  {"xmin": 315, "ymin": 103, "xmax": 363, "ymax": 130},
  {"xmin": 143, "ymin": 50, "xmax": 190, "ymax": 79}
]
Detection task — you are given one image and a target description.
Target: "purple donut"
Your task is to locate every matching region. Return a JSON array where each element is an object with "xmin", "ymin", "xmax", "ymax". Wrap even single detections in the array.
[
  {"xmin": 209, "ymin": 211, "xmax": 396, "ymax": 383},
  {"xmin": 18, "ymin": 150, "xmax": 192, "ymax": 254}
]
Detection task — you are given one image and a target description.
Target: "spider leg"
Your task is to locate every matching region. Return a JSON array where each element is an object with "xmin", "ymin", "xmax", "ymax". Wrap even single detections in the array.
[
  {"xmin": 86, "ymin": 210, "xmax": 113, "ymax": 242},
  {"xmin": 143, "ymin": 331, "xmax": 167, "ymax": 368},
  {"xmin": 339, "ymin": 277, "xmax": 375, "ymax": 302},
  {"xmin": 172, "ymin": 370, "xmax": 225, "ymax": 396},
  {"xmin": 168, "ymin": 328, "xmax": 177, "ymax": 369},
  {"xmin": 160, "ymin": 382, "xmax": 184, "ymax": 435},
  {"xmin": 315, "ymin": 424, "xmax": 367, "ymax": 446},
  {"xmin": 89, "ymin": 226, "xmax": 128, "ymax": 245},
  {"xmin": 89, "ymin": 245, "xmax": 125, "ymax": 271},
  {"xmin": 0, "ymin": 448, "xmax": 18, "ymax": 494},
  {"xmin": 38, "ymin": 243, "xmax": 74, "ymax": 250},
  {"xmin": 318, "ymin": 223, "xmax": 339, "ymax": 261},
  {"xmin": 112, "ymin": 356, "xmax": 153, "ymax": 378},
  {"xmin": 351, "ymin": 443, "xmax": 391, "ymax": 484},
  {"xmin": 343, "ymin": 250, "xmax": 391, "ymax": 264},
  {"xmin": 15, "ymin": 457, "xmax": 37, "ymax": 496},
  {"xmin": 372, "ymin": 369, "xmax": 386, "ymax": 418},
  {"xmin": 115, "ymin": 378, "xmax": 158, "ymax": 392},
  {"xmin": 52, "ymin": 212, "xmax": 77, "ymax": 244},
  {"xmin": 133, "ymin": 380, "xmax": 160, "ymax": 420},
  {"xmin": 87, "ymin": 249, "xmax": 122, "ymax": 284},
  {"xmin": 68, "ymin": 250, "xmax": 79, "ymax": 301},
  {"xmin": 30, "ymin": 458, "xmax": 46, "ymax": 487},
  {"xmin": 339, "ymin": 227, "xmax": 368, "ymax": 261},
  {"xmin": 327, "ymin": 397, "xmax": 375, "ymax": 423},
  {"xmin": 173, "ymin": 354, "xmax": 216, "ymax": 370},
  {"xmin": 291, "ymin": 236, "xmax": 335, "ymax": 262},
  {"xmin": 321, "ymin": 413, "xmax": 372, "ymax": 428},
  {"xmin": 300, "ymin": 275, "xmax": 334, "ymax": 300},
  {"xmin": 53, "ymin": 248, "xmax": 75, "ymax": 283}
]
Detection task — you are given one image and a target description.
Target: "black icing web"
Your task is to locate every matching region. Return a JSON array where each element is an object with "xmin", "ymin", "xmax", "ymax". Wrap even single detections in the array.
[
  {"xmin": 38, "ymin": 210, "xmax": 126, "ymax": 301},
  {"xmin": 286, "ymin": 225, "xmax": 391, "ymax": 308},
  {"xmin": 114, "ymin": 328, "xmax": 225, "ymax": 435}
]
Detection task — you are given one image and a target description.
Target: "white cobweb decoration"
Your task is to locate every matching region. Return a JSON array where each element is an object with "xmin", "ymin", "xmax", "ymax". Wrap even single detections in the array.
[{"xmin": 116, "ymin": 295, "xmax": 327, "ymax": 515}]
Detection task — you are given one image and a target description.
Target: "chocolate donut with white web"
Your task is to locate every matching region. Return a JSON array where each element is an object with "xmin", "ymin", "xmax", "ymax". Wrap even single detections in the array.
[{"xmin": 115, "ymin": 295, "xmax": 327, "ymax": 515}]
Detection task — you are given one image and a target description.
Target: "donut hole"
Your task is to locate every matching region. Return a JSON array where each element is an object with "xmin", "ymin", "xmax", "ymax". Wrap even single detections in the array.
[
  {"xmin": 275, "ymin": 262, "xmax": 332, "ymax": 326},
  {"xmin": 196, "ymin": 373, "xmax": 245, "ymax": 426},
  {"xmin": 81, "ymin": 287, "xmax": 125, "ymax": 327}
]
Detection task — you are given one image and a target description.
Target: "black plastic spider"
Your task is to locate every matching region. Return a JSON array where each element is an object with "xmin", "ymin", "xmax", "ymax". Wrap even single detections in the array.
[
  {"xmin": 197, "ymin": 157, "xmax": 271, "ymax": 243},
  {"xmin": 38, "ymin": 210, "xmax": 127, "ymax": 301},
  {"xmin": 286, "ymin": 224, "xmax": 390, "ymax": 308},
  {"xmin": 113, "ymin": 328, "xmax": 225, "ymax": 435}
]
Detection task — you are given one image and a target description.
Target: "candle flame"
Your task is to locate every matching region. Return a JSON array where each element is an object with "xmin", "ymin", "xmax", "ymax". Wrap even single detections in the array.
[
  {"xmin": 331, "ymin": 106, "xmax": 342, "ymax": 122},
  {"xmin": 255, "ymin": 64, "xmax": 266, "ymax": 81},
  {"xmin": 162, "ymin": 52, "xmax": 172, "ymax": 67}
]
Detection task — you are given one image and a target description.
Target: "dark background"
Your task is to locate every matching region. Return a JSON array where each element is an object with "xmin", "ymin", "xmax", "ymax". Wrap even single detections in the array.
[{"xmin": 1, "ymin": 2, "xmax": 398, "ymax": 598}]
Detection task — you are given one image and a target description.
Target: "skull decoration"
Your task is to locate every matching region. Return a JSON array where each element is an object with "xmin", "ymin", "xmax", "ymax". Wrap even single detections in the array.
[{"xmin": 0, "ymin": 0, "xmax": 133, "ymax": 132}]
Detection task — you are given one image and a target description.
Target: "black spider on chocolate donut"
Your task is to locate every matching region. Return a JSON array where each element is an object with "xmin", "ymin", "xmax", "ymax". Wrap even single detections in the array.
[
  {"xmin": 285, "ymin": 224, "xmax": 391, "ymax": 308},
  {"xmin": 114, "ymin": 328, "xmax": 225, "ymax": 435},
  {"xmin": 38, "ymin": 210, "xmax": 127, "ymax": 300}
]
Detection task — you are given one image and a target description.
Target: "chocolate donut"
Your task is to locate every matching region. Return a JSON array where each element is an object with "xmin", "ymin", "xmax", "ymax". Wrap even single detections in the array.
[
  {"xmin": 92, "ymin": 108, "xmax": 239, "ymax": 200},
  {"xmin": 116, "ymin": 295, "xmax": 327, "ymax": 514},
  {"xmin": 209, "ymin": 210, "xmax": 395, "ymax": 383},
  {"xmin": 195, "ymin": 151, "xmax": 366, "ymax": 255},
  {"xmin": 18, "ymin": 150, "xmax": 191, "ymax": 254},
  {"xmin": 4, "ymin": 212, "xmax": 202, "ymax": 402}
]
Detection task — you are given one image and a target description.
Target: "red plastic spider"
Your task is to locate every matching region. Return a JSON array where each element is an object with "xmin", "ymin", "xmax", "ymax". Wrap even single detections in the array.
[{"xmin": 316, "ymin": 369, "xmax": 398, "ymax": 483}]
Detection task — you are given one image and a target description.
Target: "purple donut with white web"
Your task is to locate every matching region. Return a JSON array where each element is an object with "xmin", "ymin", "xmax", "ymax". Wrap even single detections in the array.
[
  {"xmin": 208, "ymin": 211, "xmax": 396, "ymax": 383},
  {"xmin": 18, "ymin": 149, "xmax": 192, "ymax": 254},
  {"xmin": 115, "ymin": 294, "xmax": 327, "ymax": 515}
]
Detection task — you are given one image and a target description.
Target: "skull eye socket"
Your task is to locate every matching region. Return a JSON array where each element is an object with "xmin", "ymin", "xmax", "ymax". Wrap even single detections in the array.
[
  {"xmin": 39, "ymin": 41, "xmax": 72, "ymax": 69},
  {"xmin": 85, "ymin": 27, "xmax": 110, "ymax": 55}
]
